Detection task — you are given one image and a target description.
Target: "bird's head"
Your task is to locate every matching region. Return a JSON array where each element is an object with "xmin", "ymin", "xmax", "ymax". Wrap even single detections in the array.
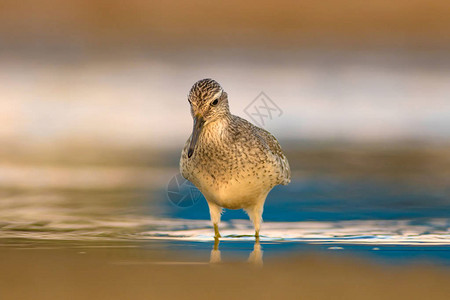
[
  {"xmin": 186, "ymin": 78, "xmax": 230, "ymax": 157},
  {"xmin": 188, "ymin": 78, "xmax": 229, "ymax": 122}
]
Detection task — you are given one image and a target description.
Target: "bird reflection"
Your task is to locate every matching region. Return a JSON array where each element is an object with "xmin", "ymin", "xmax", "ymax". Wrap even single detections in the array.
[
  {"xmin": 247, "ymin": 237, "xmax": 263, "ymax": 266},
  {"xmin": 209, "ymin": 238, "xmax": 221, "ymax": 263},
  {"xmin": 209, "ymin": 237, "xmax": 263, "ymax": 266}
]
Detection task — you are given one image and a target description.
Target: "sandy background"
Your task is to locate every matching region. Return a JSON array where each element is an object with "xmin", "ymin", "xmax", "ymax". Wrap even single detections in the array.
[
  {"xmin": 1, "ymin": 247, "xmax": 449, "ymax": 300},
  {"xmin": 1, "ymin": 0, "xmax": 449, "ymax": 50}
]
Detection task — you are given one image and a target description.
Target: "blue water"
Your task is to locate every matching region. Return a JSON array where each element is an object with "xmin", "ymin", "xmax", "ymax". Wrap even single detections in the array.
[
  {"xmin": 155, "ymin": 177, "xmax": 450, "ymax": 265},
  {"xmin": 152, "ymin": 239, "xmax": 450, "ymax": 266},
  {"xmin": 1, "ymin": 175, "xmax": 449, "ymax": 266},
  {"xmin": 160, "ymin": 178, "xmax": 450, "ymax": 222}
]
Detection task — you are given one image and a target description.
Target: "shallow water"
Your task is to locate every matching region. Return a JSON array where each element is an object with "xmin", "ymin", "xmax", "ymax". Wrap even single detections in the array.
[{"xmin": 1, "ymin": 164, "xmax": 449, "ymax": 266}]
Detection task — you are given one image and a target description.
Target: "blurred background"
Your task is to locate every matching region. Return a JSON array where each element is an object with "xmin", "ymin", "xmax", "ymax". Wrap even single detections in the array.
[
  {"xmin": 1, "ymin": 0, "xmax": 449, "ymax": 158},
  {"xmin": 0, "ymin": 0, "xmax": 449, "ymax": 261}
]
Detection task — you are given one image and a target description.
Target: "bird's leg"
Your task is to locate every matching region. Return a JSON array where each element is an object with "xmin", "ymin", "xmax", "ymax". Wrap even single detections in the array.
[
  {"xmin": 210, "ymin": 237, "xmax": 221, "ymax": 264},
  {"xmin": 245, "ymin": 203, "xmax": 264, "ymax": 238},
  {"xmin": 214, "ymin": 223, "xmax": 221, "ymax": 238},
  {"xmin": 213, "ymin": 236, "xmax": 220, "ymax": 250},
  {"xmin": 207, "ymin": 201, "xmax": 222, "ymax": 238}
]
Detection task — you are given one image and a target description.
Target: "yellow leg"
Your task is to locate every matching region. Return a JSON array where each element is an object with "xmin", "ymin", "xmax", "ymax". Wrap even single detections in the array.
[
  {"xmin": 210, "ymin": 236, "xmax": 221, "ymax": 264},
  {"xmin": 214, "ymin": 223, "xmax": 221, "ymax": 238},
  {"xmin": 213, "ymin": 236, "xmax": 220, "ymax": 250},
  {"xmin": 244, "ymin": 204, "xmax": 264, "ymax": 239},
  {"xmin": 207, "ymin": 200, "xmax": 222, "ymax": 238}
]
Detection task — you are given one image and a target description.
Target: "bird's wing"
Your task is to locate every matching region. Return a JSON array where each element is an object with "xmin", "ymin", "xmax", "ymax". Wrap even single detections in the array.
[
  {"xmin": 254, "ymin": 126, "xmax": 291, "ymax": 185},
  {"xmin": 233, "ymin": 115, "xmax": 291, "ymax": 185}
]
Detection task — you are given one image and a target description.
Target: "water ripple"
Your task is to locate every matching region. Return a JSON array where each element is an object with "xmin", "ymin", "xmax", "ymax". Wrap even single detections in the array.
[{"xmin": 1, "ymin": 217, "xmax": 449, "ymax": 246}]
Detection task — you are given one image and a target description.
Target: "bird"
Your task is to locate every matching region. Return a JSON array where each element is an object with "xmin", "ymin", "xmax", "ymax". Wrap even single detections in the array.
[{"xmin": 180, "ymin": 79, "xmax": 290, "ymax": 239}]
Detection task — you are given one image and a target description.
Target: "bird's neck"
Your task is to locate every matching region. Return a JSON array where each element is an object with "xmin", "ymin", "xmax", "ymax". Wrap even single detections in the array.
[{"xmin": 202, "ymin": 114, "xmax": 232, "ymax": 142}]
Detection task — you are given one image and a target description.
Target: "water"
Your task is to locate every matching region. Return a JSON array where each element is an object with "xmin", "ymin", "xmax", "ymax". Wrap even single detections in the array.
[{"xmin": 1, "ymin": 163, "xmax": 449, "ymax": 266}]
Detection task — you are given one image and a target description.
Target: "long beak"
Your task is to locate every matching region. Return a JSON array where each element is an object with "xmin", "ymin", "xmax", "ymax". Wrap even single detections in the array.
[{"xmin": 188, "ymin": 114, "xmax": 205, "ymax": 158}]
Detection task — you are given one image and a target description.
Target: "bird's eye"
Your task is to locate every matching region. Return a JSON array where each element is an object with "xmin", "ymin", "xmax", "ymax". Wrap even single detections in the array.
[{"xmin": 211, "ymin": 99, "xmax": 219, "ymax": 106}]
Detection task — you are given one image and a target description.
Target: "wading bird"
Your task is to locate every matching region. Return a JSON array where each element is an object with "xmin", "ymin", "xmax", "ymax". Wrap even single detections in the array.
[{"xmin": 180, "ymin": 79, "xmax": 290, "ymax": 238}]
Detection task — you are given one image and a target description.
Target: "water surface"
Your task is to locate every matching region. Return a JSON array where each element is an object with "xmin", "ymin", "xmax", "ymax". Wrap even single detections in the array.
[{"xmin": 1, "ymin": 162, "xmax": 449, "ymax": 266}]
